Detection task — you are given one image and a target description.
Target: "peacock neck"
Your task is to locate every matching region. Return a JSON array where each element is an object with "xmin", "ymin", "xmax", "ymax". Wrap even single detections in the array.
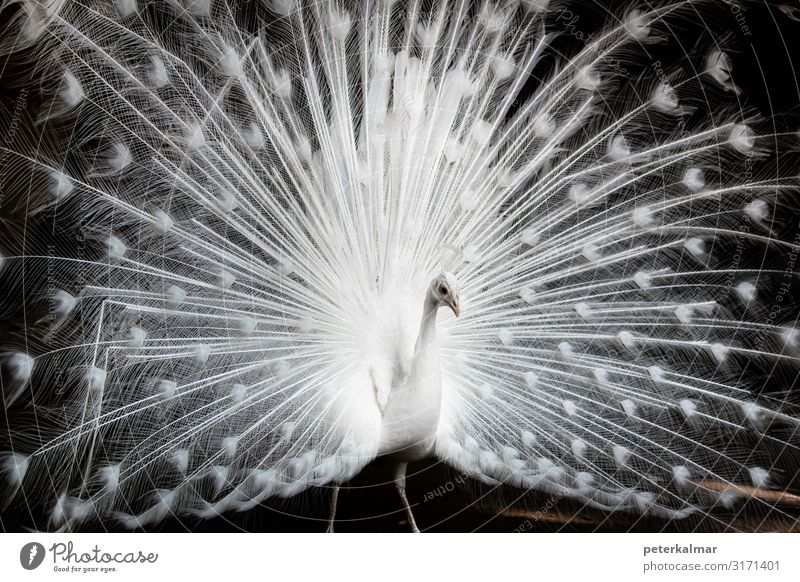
[
  {"xmin": 375, "ymin": 288, "xmax": 443, "ymax": 461},
  {"xmin": 413, "ymin": 290, "xmax": 439, "ymax": 358}
]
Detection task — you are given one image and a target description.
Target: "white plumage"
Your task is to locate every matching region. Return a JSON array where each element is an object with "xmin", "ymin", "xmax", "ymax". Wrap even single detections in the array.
[{"xmin": 0, "ymin": 0, "xmax": 799, "ymax": 532}]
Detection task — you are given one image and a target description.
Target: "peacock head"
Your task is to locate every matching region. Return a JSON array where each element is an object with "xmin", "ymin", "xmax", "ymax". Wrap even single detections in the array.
[{"xmin": 431, "ymin": 272, "xmax": 461, "ymax": 318}]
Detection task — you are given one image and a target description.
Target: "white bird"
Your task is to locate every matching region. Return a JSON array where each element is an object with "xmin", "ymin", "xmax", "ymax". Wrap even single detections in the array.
[
  {"xmin": 362, "ymin": 273, "xmax": 460, "ymax": 532},
  {"xmin": 0, "ymin": 0, "xmax": 799, "ymax": 532}
]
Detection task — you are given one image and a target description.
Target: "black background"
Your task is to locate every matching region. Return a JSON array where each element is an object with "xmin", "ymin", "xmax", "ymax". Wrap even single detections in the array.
[{"xmin": 2, "ymin": 0, "xmax": 800, "ymax": 533}]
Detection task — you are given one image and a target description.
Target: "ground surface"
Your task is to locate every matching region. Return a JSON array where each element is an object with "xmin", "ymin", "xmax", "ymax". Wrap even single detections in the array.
[{"xmin": 5, "ymin": 458, "xmax": 797, "ymax": 533}]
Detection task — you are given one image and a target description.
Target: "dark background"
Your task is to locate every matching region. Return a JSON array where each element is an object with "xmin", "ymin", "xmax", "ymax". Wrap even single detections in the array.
[{"xmin": 2, "ymin": 0, "xmax": 800, "ymax": 533}]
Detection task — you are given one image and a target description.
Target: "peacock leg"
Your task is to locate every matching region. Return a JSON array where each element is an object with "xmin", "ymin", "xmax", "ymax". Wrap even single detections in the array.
[
  {"xmin": 393, "ymin": 462, "xmax": 420, "ymax": 533},
  {"xmin": 326, "ymin": 485, "xmax": 339, "ymax": 533}
]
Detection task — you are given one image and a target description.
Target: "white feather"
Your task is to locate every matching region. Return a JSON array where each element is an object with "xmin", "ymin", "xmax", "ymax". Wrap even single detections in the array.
[
  {"xmin": 127, "ymin": 326, "xmax": 146, "ymax": 348},
  {"xmin": 620, "ymin": 399, "xmax": 637, "ymax": 418},
  {"xmin": 749, "ymin": 467, "xmax": 769, "ymax": 489},
  {"xmin": 682, "ymin": 167, "xmax": 705, "ymax": 192},
  {"xmin": 1, "ymin": 0, "xmax": 797, "ymax": 530},
  {"xmin": 52, "ymin": 290, "xmax": 77, "ymax": 318},
  {"xmin": 49, "ymin": 170, "xmax": 74, "ymax": 200},
  {"xmin": 3, "ymin": 453, "xmax": 29, "ymax": 486},
  {"xmin": 87, "ymin": 367, "xmax": 107, "ymax": 394},
  {"xmin": 113, "ymin": 0, "xmax": 136, "ymax": 18},
  {"xmin": 7, "ymin": 352, "xmax": 34, "ymax": 382},
  {"xmin": 736, "ymin": 281, "xmax": 757, "ymax": 303},
  {"xmin": 105, "ymin": 235, "xmax": 127, "ymax": 259}
]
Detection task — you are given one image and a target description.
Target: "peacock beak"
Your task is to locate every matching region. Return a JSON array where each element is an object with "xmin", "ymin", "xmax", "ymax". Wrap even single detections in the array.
[{"xmin": 448, "ymin": 300, "xmax": 460, "ymax": 318}]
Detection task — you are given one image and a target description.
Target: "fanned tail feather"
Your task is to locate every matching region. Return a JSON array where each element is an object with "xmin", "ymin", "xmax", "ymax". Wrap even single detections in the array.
[{"xmin": 0, "ymin": 0, "xmax": 798, "ymax": 529}]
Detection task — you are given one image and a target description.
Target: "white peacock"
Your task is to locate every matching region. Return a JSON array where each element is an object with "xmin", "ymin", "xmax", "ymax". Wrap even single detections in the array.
[{"xmin": 0, "ymin": 0, "xmax": 798, "ymax": 532}]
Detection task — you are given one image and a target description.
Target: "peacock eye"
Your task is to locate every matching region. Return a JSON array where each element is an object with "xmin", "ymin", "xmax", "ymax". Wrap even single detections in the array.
[{"xmin": 439, "ymin": 285, "xmax": 448, "ymax": 295}]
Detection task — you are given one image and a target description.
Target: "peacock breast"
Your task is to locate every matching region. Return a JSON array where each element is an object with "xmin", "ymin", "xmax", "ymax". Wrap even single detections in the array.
[{"xmin": 376, "ymin": 354, "xmax": 443, "ymax": 461}]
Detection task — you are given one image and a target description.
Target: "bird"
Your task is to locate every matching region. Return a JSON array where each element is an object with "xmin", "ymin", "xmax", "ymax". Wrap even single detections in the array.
[{"xmin": 0, "ymin": 0, "xmax": 799, "ymax": 533}]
